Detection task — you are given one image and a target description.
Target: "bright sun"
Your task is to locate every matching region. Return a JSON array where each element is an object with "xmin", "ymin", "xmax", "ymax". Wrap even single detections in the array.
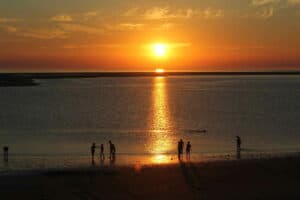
[
  {"xmin": 155, "ymin": 68, "xmax": 165, "ymax": 73},
  {"xmin": 153, "ymin": 43, "xmax": 167, "ymax": 57}
]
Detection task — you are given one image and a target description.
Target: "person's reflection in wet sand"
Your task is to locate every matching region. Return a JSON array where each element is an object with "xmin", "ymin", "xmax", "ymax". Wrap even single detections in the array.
[
  {"xmin": 100, "ymin": 144, "xmax": 105, "ymax": 167},
  {"xmin": 100, "ymin": 157, "xmax": 104, "ymax": 166},
  {"xmin": 237, "ymin": 149, "xmax": 241, "ymax": 159},
  {"xmin": 110, "ymin": 153, "xmax": 116, "ymax": 167}
]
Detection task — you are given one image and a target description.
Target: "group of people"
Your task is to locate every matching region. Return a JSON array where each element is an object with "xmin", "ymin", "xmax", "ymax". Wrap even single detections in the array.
[
  {"xmin": 177, "ymin": 139, "xmax": 192, "ymax": 160},
  {"xmin": 89, "ymin": 136, "xmax": 242, "ymax": 164},
  {"xmin": 90, "ymin": 140, "xmax": 116, "ymax": 162}
]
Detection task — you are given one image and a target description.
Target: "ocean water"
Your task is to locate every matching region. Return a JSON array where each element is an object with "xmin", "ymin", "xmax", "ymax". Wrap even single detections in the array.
[{"xmin": 1, "ymin": 75, "xmax": 300, "ymax": 170}]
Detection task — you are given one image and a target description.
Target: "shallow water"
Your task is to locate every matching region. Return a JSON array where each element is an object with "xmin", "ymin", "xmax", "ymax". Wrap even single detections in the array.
[{"xmin": 1, "ymin": 75, "xmax": 300, "ymax": 170}]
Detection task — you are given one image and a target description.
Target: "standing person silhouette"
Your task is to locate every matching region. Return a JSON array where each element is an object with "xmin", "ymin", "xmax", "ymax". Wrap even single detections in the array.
[
  {"xmin": 91, "ymin": 142, "xmax": 96, "ymax": 161},
  {"xmin": 236, "ymin": 136, "xmax": 241, "ymax": 159},
  {"xmin": 111, "ymin": 143, "xmax": 116, "ymax": 160},
  {"xmin": 177, "ymin": 139, "xmax": 184, "ymax": 160},
  {"xmin": 177, "ymin": 140, "xmax": 181, "ymax": 159},
  {"xmin": 180, "ymin": 139, "xmax": 184, "ymax": 157},
  {"xmin": 108, "ymin": 140, "xmax": 114, "ymax": 159},
  {"xmin": 100, "ymin": 144, "xmax": 105, "ymax": 160},
  {"xmin": 186, "ymin": 141, "xmax": 191, "ymax": 160},
  {"xmin": 236, "ymin": 136, "xmax": 241, "ymax": 150},
  {"xmin": 3, "ymin": 146, "xmax": 8, "ymax": 162}
]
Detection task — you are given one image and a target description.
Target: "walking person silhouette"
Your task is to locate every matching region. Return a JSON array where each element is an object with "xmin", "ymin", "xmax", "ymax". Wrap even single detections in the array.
[
  {"xmin": 3, "ymin": 146, "xmax": 8, "ymax": 162},
  {"xmin": 109, "ymin": 140, "xmax": 116, "ymax": 160},
  {"xmin": 177, "ymin": 139, "xmax": 184, "ymax": 160},
  {"xmin": 186, "ymin": 141, "xmax": 191, "ymax": 160},
  {"xmin": 177, "ymin": 140, "xmax": 181, "ymax": 159},
  {"xmin": 91, "ymin": 142, "xmax": 96, "ymax": 161},
  {"xmin": 100, "ymin": 144, "xmax": 105, "ymax": 160}
]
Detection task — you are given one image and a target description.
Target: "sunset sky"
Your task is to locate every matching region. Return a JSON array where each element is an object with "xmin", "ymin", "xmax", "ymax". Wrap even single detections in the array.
[{"xmin": 1, "ymin": 0, "xmax": 300, "ymax": 72}]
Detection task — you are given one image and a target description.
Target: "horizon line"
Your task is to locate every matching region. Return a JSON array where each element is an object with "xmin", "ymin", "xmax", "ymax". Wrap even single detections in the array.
[{"xmin": 1, "ymin": 71, "xmax": 300, "ymax": 79}]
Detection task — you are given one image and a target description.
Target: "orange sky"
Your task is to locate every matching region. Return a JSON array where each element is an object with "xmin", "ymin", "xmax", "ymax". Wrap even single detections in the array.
[{"xmin": 0, "ymin": 0, "xmax": 300, "ymax": 72}]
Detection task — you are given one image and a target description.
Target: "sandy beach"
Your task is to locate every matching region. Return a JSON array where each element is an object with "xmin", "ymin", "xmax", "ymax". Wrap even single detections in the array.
[{"xmin": 1, "ymin": 156, "xmax": 299, "ymax": 200}]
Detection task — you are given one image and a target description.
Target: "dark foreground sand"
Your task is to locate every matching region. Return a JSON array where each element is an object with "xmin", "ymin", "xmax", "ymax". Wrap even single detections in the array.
[{"xmin": 1, "ymin": 156, "xmax": 300, "ymax": 200}]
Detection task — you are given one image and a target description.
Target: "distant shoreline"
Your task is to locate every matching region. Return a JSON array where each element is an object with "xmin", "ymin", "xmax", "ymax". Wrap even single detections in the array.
[
  {"xmin": 1, "ymin": 71, "xmax": 300, "ymax": 87},
  {"xmin": 0, "ymin": 75, "xmax": 38, "ymax": 87},
  {"xmin": 1, "ymin": 71, "xmax": 300, "ymax": 79}
]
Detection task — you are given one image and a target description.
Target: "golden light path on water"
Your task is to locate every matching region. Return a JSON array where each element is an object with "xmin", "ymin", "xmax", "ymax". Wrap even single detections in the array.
[{"xmin": 147, "ymin": 76, "xmax": 174, "ymax": 164}]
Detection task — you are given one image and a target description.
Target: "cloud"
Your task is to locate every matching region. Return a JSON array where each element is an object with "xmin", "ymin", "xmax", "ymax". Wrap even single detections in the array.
[
  {"xmin": 0, "ymin": 18, "xmax": 22, "ymax": 23},
  {"xmin": 144, "ymin": 7, "xmax": 170, "ymax": 19},
  {"xmin": 118, "ymin": 23, "xmax": 144, "ymax": 30},
  {"xmin": 143, "ymin": 7, "xmax": 202, "ymax": 19},
  {"xmin": 63, "ymin": 44, "xmax": 121, "ymax": 49},
  {"xmin": 82, "ymin": 11, "xmax": 98, "ymax": 17},
  {"xmin": 105, "ymin": 23, "xmax": 144, "ymax": 32},
  {"xmin": 252, "ymin": 0, "xmax": 280, "ymax": 6},
  {"xmin": 51, "ymin": 15, "xmax": 73, "ymax": 22},
  {"xmin": 59, "ymin": 24, "xmax": 104, "ymax": 34},
  {"xmin": 20, "ymin": 29, "xmax": 67, "ymax": 39},
  {"xmin": 0, "ymin": 25, "xmax": 18, "ymax": 33},
  {"xmin": 123, "ymin": 7, "xmax": 139, "ymax": 17},
  {"xmin": 288, "ymin": 0, "xmax": 300, "ymax": 4},
  {"xmin": 252, "ymin": 0, "xmax": 300, "ymax": 6},
  {"xmin": 50, "ymin": 11, "xmax": 99, "ymax": 23},
  {"xmin": 146, "ymin": 7, "xmax": 225, "ymax": 19},
  {"xmin": 259, "ymin": 7, "xmax": 275, "ymax": 18},
  {"xmin": 4, "ymin": 23, "xmax": 104, "ymax": 39},
  {"xmin": 124, "ymin": 7, "xmax": 224, "ymax": 20},
  {"xmin": 249, "ymin": 0, "xmax": 300, "ymax": 19},
  {"xmin": 202, "ymin": 8, "xmax": 224, "ymax": 19},
  {"xmin": 242, "ymin": 7, "xmax": 275, "ymax": 19}
]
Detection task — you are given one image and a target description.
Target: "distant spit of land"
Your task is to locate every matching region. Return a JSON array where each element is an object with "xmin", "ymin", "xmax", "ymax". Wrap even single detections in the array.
[{"xmin": 1, "ymin": 71, "xmax": 300, "ymax": 87}]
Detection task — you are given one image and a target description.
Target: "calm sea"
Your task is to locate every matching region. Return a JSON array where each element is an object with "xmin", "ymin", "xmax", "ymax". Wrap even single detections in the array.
[{"xmin": 1, "ymin": 75, "xmax": 300, "ymax": 170}]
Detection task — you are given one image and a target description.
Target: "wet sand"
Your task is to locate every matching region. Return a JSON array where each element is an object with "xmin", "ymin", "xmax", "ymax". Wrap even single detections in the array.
[{"xmin": 0, "ymin": 156, "xmax": 299, "ymax": 200}]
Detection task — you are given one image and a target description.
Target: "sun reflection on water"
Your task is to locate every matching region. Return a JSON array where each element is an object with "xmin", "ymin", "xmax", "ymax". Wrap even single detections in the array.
[
  {"xmin": 147, "ymin": 77, "xmax": 174, "ymax": 164},
  {"xmin": 151, "ymin": 154, "xmax": 170, "ymax": 164}
]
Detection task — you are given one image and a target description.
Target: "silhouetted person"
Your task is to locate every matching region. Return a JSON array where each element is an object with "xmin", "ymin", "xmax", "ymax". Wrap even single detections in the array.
[
  {"xmin": 177, "ymin": 140, "xmax": 181, "ymax": 159},
  {"xmin": 109, "ymin": 140, "xmax": 116, "ymax": 160},
  {"xmin": 100, "ymin": 144, "xmax": 105, "ymax": 160},
  {"xmin": 180, "ymin": 139, "xmax": 184, "ymax": 156},
  {"xmin": 236, "ymin": 136, "xmax": 241, "ymax": 150},
  {"xmin": 236, "ymin": 136, "xmax": 241, "ymax": 159},
  {"xmin": 186, "ymin": 141, "xmax": 191, "ymax": 160},
  {"xmin": 3, "ymin": 146, "xmax": 8, "ymax": 162},
  {"xmin": 91, "ymin": 142, "xmax": 96, "ymax": 160},
  {"xmin": 177, "ymin": 139, "xmax": 184, "ymax": 160},
  {"xmin": 111, "ymin": 143, "xmax": 116, "ymax": 159}
]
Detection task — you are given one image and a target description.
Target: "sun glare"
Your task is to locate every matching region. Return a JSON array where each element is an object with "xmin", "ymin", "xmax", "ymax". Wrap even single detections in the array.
[
  {"xmin": 153, "ymin": 43, "xmax": 167, "ymax": 57},
  {"xmin": 155, "ymin": 68, "xmax": 165, "ymax": 73}
]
